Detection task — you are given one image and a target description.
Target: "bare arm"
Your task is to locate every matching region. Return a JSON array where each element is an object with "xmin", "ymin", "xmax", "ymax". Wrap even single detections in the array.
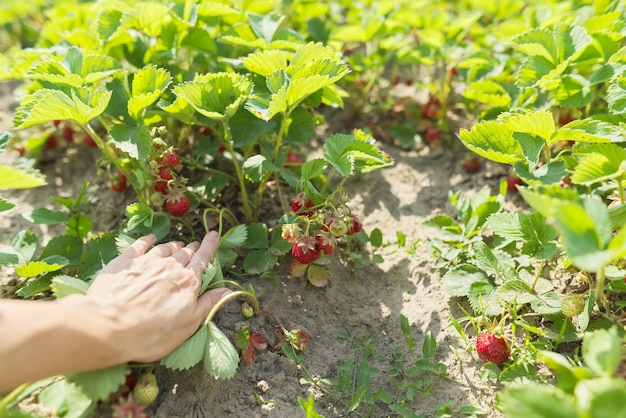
[{"xmin": 0, "ymin": 231, "xmax": 231, "ymax": 394}]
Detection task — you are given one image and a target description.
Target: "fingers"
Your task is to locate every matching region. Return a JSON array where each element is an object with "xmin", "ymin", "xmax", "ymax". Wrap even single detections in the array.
[
  {"xmin": 121, "ymin": 234, "xmax": 157, "ymax": 259},
  {"xmin": 195, "ymin": 288, "xmax": 234, "ymax": 322},
  {"xmin": 171, "ymin": 241, "xmax": 200, "ymax": 265},
  {"xmin": 147, "ymin": 241, "xmax": 185, "ymax": 257},
  {"xmin": 187, "ymin": 231, "xmax": 219, "ymax": 277}
]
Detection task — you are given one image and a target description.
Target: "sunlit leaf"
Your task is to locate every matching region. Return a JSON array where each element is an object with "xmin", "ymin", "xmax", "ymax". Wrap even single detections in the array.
[
  {"xmin": 15, "ymin": 259, "xmax": 67, "ymax": 278},
  {"xmin": 571, "ymin": 143, "xmax": 626, "ymax": 185},
  {"xmin": 458, "ymin": 120, "xmax": 524, "ymax": 164},
  {"xmin": 69, "ymin": 363, "xmax": 129, "ymax": 401},
  {"xmin": 0, "ymin": 164, "xmax": 46, "ymax": 189},
  {"xmin": 161, "ymin": 325, "xmax": 209, "ymax": 370},
  {"xmin": 51, "ymin": 275, "xmax": 89, "ymax": 298},
  {"xmin": 203, "ymin": 322, "xmax": 239, "ymax": 379},
  {"xmin": 128, "ymin": 65, "xmax": 172, "ymax": 120}
]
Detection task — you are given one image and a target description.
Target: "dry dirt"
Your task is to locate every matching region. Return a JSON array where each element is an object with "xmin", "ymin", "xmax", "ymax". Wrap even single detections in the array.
[{"xmin": 0, "ymin": 80, "xmax": 519, "ymax": 417}]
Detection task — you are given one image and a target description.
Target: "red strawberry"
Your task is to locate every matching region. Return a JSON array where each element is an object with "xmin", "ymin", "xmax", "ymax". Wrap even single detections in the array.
[
  {"xmin": 166, "ymin": 195, "xmax": 191, "ymax": 216},
  {"xmin": 475, "ymin": 331, "xmax": 510, "ymax": 365},
  {"xmin": 285, "ymin": 151, "xmax": 303, "ymax": 165},
  {"xmin": 346, "ymin": 215, "xmax": 362, "ymax": 235},
  {"xmin": 291, "ymin": 236, "xmax": 321, "ymax": 264},
  {"xmin": 52, "ymin": 120, "xmax": 63, "ymax": 128},
  {"xmin": 17, "ymin": 146, "xmax": 26, "ymax": 156},
  {"xmin": 158, "ymin": 167, "xmax": 173, "ymax": 181},
  {"xmin": 154, "ymin": 180, "xmax": 168, "ymax": 194},
  {"xmin": 558, "ymin": 114, "xmax": 574, "ymax": 126},
  {"xmin": 315, "ymin": 234, "xmax": 335, "ymax": 255},
  {"xmin": 110, "ymin": 171, "xmax": 127, "ymax": 193},
  {"xmin": 45, "ymin": 135, "xmax": 58, "ymax": 150},
  {"xmin": 462, "ymin": 156, "xmax": 481, "ymax": 174},
  {"xmin": 83, "ymin": 133, "xmax": 98, "ymax": 148},
  {"xmin": 506, "ymin": 174, "xmax": 523, "ymax": 192},
  {"xmin": 160, "ymin": 149, "xmax": 180, "ymax": 167},
  {"xmin": 425, "ymin": 128, "xmax": 440, "ymax": 143},
  {"xmin": 561, "ymin": 176, "xmax": 572, "ymax": 188},
  {"xmin": 62, "ymin": 125, "xmax": 74, "ymax": 142},
  {"xmin": 291, "ymin": 192, "xmax": 314, "ymax": 216},
  {"xmin": 422, "ymin": 94, "xmax": 441, "ymax": 119}
]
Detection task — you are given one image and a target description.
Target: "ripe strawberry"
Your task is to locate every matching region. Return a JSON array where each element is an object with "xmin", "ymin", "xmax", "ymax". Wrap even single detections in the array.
[
  {"xmin": 506, "ymin": 174, "xmax": 523, "ymax": 192},
  {"xmin": 315, "ymin": 234, "xmax": 335, "ymax": 255},
  {"xmin": 62, "ymin": 125, "xmax": 74, "ymax": 142},
  {"xmin": 346, "ymin": 215, "xmax": 362, "ymax": 235},
  {"xmin": 45, "ymin": 135, "xmax": 58, "ymax": 150},
  {"xmin": 292, "ymin": 236, "xmax": 321, "ymax": 264},
  {"xmin": 462, "ymin": 156, "xmax": 481, "ymax": 174},
  {"xmin": 154, "ymin": 180, "xmax": 168, "ymax": 194},
  {"xmin": 52, "ymin": 120, "xmax": 63, "ymax": 128},
  {"xmin": 110, "ymin": 171, "xmax": 127, "ymax": 193},
  {"xmin": 561, "ymin": 176, "xmax": 572, "ymax": 187},
  {"xmin": 158, "ymin": 167, "xmax": 173, "ymax": 181},
  {"xmin": 558, "ymin": 114, "xmax": 574, "ymax": 126},
  {"xmin": 561, "ymin": 294, "xmax": 585, "ymax": 317},
  {"xmin": 422, "ymin": 94, "xmax": 441, "ymax": 119},
  {"xmin": 160, "ymin": 149, "xmax": 180, "ymax": 167},
  {"xmin": 475, "ymin": 331, "xmax": 510, "ymax": 365},
  {"xmin": 425, "ymin": 128, "xmax": 440, "ymax": 143},
  {"xmin": 285, "ymin": 151, "xmax": 303, "ymax": 165},
  {"xmin": 291, "ymin": 192, "xmax": 314, "ymax": 216},
  {"xmin": 17, "ymin": 146, "xmax": 26, "ymax": 156},
  {"xmin": 405, "ymin": 78, "xmax": 414, "ymax": 87},
  {"xmin": 132, "ymin": 371, "xmax": 159, "ymax": 407},
  {"xmin": 83, "ymin": 133, "xmax": 97, "ymax": 148},
  {"xmin": 166, "ymin": 195, "xmax": 191, "ymax": 216}
]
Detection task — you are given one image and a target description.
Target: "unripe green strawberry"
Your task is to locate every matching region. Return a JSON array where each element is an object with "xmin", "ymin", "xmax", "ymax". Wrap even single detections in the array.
[
  {"xmin": 561, "ymin": 294, "xmax": 585, "ymax": 317},
  {"xmin": 132, "ymin": 371, "xmax": 159, "ymax": 407},
  {"xmin": 241, "ymin": 302, "xmax": 254, "ymax": 318}
]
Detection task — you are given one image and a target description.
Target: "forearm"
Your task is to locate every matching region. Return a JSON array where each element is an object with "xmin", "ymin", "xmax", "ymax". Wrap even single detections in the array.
[{"xmin": 0, "ymin": 295, "xmax": 125, "ymax": 394}]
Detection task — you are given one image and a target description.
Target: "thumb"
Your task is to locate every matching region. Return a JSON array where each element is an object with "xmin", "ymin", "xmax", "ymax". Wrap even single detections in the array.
[{"xmin": 195, "ymin": 288, "xmax": 234, "ymax": 323}]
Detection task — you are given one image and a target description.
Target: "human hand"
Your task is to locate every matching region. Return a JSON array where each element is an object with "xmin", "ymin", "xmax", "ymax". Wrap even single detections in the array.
[{"xmin": 86, "ymin": 231, "xmax": 232, "ymax": 363}]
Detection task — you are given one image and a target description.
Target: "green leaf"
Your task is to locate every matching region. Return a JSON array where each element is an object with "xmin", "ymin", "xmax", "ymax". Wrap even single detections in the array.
[
  {"xmin": 243, "ymin": 249, "xmax": 277, "ymax": 274},
  {"xmin": 128, "ymin": 65, "xmax": 171, "ymax": 120},
  {"xmin": 14, "ymin": 259, "xmax": 66, "ymax": 278},
  {"xmin": 38, "ymin": 379, "xmax": 96, "ymax": 418},
  {"xmin": 77, "ymin": 233, "xmax": 118, "ymax": 281},
  {"xmin": 229, "ymin": 108, "xmax": 276, "ymax": 148},
  {"xmin": 498, "ymin": 382, "xmax": 578, "ymax": 418},
  {"xmin": 51, "ymin": 275, "xmax": 89, "ymax": 298},
  {"xmin": 458, "ymin": 120, "xmax": 524, "ymax": 164},
  {"xmin": 462, "ymin": 80, "xmax": 511, "ymax": 107},
  {"xmin": 422, "ymin": 330, "xmax": 437, "ymax": 361},
  {"xmin": 247, "ymin": 12, "xmax": 284, "ymax": 44},
  {"xmin": 14, "ymin": 88, "xmax": 112, "ymax": 128},
  {"xmin": 323, "ymin": 133, "xmax": 392, "ymax": 177},
  {"xmin": 607, "ymin": 73, "xmax": 626, "ymax": 115},
  {"xmin": 67, "ymin": 214, "xmax": 92, "ymax": 239},
  {"xmin": 109, "ymin": 124, "xmax": 152, "ymax": 160},
  {"xmin": 551, "ymin": 119, "xmax": 626, "ymax": 144},
  {"xmin": 285, "ymin": 107, "xmax": 315, "ymax": 144},
  {"xmin": 203, "ymin": 321, "xmax": 239, "ymax": 379},
  {"xmin": 172, "ymin": 73, "xmax": 252, "ymax": 121},
  {"xmin": 243, "ymin": 154, "xmax": 279, "ymax": 183},
  {"xmin": 40, "ymin": 235, "xmax": 84, "ymax": 265},
  {"xmin": 571, "ymin": 143, "xmax": 626, "ymax": 185},
  {"xmin": 242, "ymin": 50, "xmax": 288, "ymax": 77},
  {"xmin": 441, "ymin": 264, "xmax": 490, "ymax": 297},
  {"xmin": 22, "ymin": 208, "xmax": 67, "ymax": 225},
  {"xmin": 505, "ymin": 110, "xmax": 556, "ymax": 142},
  {"xmin": 68, "ymin": 363, "xmax": 129, "ymax": 401},
  {"xmin": 242, "ymin": 223, "xmax": 268, "ymax": 249},
  {"xmin": 0, "ymin": 164, "xmax": 46, "ymax": 189},
  {"xmin": 582, "ymin": 328, "xmax": 622, "ymax": 377},
  {"xmin": 161, "ymin": 325, "xmax": 209, "ymax": 370},
  {"xmin": 220, "ymin": 224, "xmax": 248, "ymax": 249},
  {"xmin": 530, "ymin": 291, "xmax": 562, "ymax": 315},
  {"xmin": 300, "ymin": 158, "xmax": 327, "ymax": 181}
]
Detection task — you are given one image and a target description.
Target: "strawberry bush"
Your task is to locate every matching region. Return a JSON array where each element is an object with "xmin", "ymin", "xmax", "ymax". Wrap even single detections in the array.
[{"xmin": 2, "ymin": 0, "xmax": 626, "ymax": 416}]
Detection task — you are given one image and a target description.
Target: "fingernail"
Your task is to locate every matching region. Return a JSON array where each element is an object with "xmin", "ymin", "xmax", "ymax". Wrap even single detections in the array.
[
  {"xmin": 220, "ymin": 289, "xmax": 233, "ymax": 300},
  {"xmin": 208, "ymin": 230, "xmax": 219, "ymax": 238}
]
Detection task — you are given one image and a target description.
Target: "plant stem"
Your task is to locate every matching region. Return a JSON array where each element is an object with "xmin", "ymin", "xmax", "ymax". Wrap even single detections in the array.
[
  {"xmin": 203, "ymin": 289, "xmax": 258, "ymax": 325},
  {"xmin": 221, "ymin": 120, "xmax": 252, "ymax": 223},
  {"xmin": 0, "ymin": 382, "xmax": 29, "ymax": 412},
  {"xmin": 253, "ymin": 113, "xmax": 289, "ymax": 220},
  {"xmin": 530, "ymin": 260, "xmax": 546, "ymax": 291},
  {"xmin": 594, "ymin": 267, "xmax": 606, "ymax": 310}
]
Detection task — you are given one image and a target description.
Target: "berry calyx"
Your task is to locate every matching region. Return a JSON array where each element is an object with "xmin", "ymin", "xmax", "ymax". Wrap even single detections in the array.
[
  {"xmin": 166, "ymin": 195, "xmax": 191, "ymax": 216},
  {"xmin": 292, "ymin": 236, "xmax": 321, "ymax": 264},
  {"xmin": 291, "ymin": 192, "xmax": 314, "ymax": 216},
  {"xmin": 475, "ymin": 331, "xmax": 510, "ymax": 365}
]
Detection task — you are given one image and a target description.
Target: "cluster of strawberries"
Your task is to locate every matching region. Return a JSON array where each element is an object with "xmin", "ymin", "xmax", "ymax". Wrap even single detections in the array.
[
  {"xmin": 150, "ymin": 148, "xmax": 191, "ymax": 216},
  {"xmin": 282, "ymin": 192, "xmax": 362, "ymax": 265}
]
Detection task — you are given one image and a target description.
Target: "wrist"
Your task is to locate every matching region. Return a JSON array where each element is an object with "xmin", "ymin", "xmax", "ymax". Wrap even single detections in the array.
[{"xmin": 58, "ymin": 294, "xmax": 129, "ymax": 366}]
